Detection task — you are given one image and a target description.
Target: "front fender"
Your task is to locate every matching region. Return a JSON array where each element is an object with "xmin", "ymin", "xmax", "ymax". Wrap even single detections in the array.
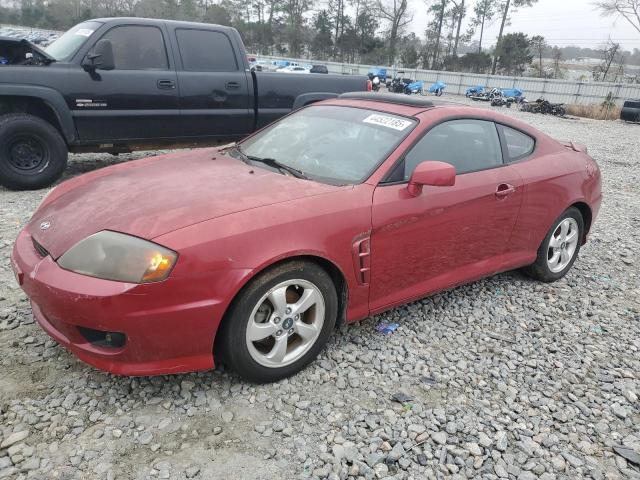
[{"xmin": 0, "ymin": 84, "xmax": 76, "ymax": 142}]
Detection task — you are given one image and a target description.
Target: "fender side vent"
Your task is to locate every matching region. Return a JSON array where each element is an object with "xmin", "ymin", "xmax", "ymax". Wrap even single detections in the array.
[{"xmin": 352, "ymin": 236, "xmax": 371, "ymax": 286}]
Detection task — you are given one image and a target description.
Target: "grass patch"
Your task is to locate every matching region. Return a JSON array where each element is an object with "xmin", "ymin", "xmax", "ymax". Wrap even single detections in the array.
[{"xmin": 565, "ymin": 103, "xmax": 621, "ymax": 121}]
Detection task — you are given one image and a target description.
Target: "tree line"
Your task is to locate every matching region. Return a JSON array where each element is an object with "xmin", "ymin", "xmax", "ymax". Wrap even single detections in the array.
[{"xmin": 1, "ymin": 0, "xmax": 639, "ymax": 78}]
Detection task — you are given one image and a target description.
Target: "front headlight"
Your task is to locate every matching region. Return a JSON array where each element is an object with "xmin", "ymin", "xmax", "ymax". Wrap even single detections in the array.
[{"xmin": 57, "ymin": 231, "xmax": 177, "ymax": 283}]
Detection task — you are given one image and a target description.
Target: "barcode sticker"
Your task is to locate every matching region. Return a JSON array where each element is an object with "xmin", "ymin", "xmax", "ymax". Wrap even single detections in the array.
[{"xmin": 363, "ymin": 114, "xmax": 413, "ymax": 131}]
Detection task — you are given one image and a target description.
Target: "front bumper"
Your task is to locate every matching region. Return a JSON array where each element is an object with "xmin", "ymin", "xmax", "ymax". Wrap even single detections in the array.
[{"xmin": 11, "ymin": 229, "xmax": 248, "ymax": 376}]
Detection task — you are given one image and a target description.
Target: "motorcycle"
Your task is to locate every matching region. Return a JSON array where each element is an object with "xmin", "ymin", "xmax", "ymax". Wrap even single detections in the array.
[
  {"xmin": 521, "ymin": 98, "xmax": 566, "ymax": 117},
  {"xmin": 422, "ymin": 80, "xmax": 446, "ymax": 96},
  {"xmin": 466, "ymin": 85, "xmax": 485, "ymax": 97},
  {"xmin": 501, "ymin": 88, "xmax": 524, "ymax": 103},
  {"xmin": 388, "ymin": 71, "xmax": 413, "ymax": 94},
  {"xmin": 368, "ymin": 67, "xmax": 387, "ymax": 92},
  {"xmin": 405, "ymin": 80, "xmax": 424, "ymax": 95}
]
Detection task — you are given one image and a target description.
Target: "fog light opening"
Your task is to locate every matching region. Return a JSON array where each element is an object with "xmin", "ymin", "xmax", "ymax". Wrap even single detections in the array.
[{"xmin": 78, "ymin": 327, "xmax": 126, "ymax": 349}]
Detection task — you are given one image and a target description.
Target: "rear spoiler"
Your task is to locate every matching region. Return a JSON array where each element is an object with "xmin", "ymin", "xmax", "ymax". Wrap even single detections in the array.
[{"xmin": 560, "ymin": 140, "xmax": 588, "ymax": 154}]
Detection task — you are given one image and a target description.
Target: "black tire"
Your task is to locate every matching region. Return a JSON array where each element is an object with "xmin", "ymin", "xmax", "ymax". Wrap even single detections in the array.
[
  {"xmin": 217, "ymin": 261, "xmax": 338, "ymax": 383},
  {"xmin": 0, "ymin": 113, "xmax": 68, "ymax": 190},
  {"xmin": 523, "ymin": 207, "xmax": 584, "ymax": 283}
]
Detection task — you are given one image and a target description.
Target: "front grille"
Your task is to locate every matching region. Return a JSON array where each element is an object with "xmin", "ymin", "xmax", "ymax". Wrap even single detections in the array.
[{"xmin": 32, "ymin": 238, "xmax": 49, "ymax": 257}]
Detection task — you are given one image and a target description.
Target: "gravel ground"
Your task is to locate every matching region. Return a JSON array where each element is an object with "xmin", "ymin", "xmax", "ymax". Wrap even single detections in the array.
[{"xmin": 0, "ymin": 99, "xmax": 639, "ymax": 480}]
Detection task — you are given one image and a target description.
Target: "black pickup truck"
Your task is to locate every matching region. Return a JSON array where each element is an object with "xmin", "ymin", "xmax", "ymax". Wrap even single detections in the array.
[{"xmin": 0, "ymin": 18, "xmax": 370, "ymax": 190}]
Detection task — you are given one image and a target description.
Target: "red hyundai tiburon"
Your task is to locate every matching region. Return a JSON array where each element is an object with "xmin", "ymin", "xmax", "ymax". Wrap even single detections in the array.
[{"xmin": 12, "ymin": 93, "xmax": 602, "ymax": 382}]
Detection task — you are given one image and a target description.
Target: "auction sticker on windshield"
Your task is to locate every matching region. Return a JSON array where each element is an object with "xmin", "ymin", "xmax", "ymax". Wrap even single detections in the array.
[
  {"xmin": 75, "ymin": 29, "xmax": 94, "ymax": 37},
  {"xmin": 363, "ymin": 114, "xmax": 413, "ymax": 131}
]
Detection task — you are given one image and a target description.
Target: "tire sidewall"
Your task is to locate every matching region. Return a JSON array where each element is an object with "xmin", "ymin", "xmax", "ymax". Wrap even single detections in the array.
[
  {"xmin": 219, "ymin": 262, "xmax": 338, "ymax": 383},
  {"xmin": 533, "ymin": 207, "xmax": 584, "ymax": 281},
  {"xmin": 0, "ymin": 114, "xmax": 68, "ymax": 190}
]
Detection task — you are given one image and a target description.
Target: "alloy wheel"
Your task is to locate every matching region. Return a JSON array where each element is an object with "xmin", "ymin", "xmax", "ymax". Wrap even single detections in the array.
[
  {"xmin": 245, "ymin": 279, "xmax": 325, "ymax": 368},
  {"xmin": 547, "ymin": 218, "xmax": 579, "ymax": 273}
]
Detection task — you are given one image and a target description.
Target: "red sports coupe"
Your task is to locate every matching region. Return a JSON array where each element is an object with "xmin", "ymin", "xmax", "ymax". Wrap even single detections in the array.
[{"xmin": 11, "ymin": 93, "xmax": 602, "ymax": 382}]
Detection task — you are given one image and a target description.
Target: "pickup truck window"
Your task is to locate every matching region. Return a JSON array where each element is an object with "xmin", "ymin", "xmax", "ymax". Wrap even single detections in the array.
[
  {"xmin": 45, "ymin": 21, "xmax": 102, "ymax": 61},
  {"xmin": 175, "ymin": 29, "xmax": 238, "ymax": 72},
  {"xmin": 100, "ymin": 26, "xmax": 169, "ymax": 70}
]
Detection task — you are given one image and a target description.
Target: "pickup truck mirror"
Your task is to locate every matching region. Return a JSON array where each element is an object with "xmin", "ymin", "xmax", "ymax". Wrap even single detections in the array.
[{"xmin": 82, "ymin": 39, "xmax": 115, "ymax": 72}]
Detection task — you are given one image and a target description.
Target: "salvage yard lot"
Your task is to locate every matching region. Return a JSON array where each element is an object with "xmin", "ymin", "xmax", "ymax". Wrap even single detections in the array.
[{"xmin": 0, "ymin": 98, "xmax": 639, "ymax": 480}]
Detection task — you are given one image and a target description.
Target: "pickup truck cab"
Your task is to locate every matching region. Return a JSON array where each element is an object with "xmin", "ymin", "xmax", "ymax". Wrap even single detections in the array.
[{"xmin": 0, "ymin": 18, "xmax": 370, "ymax": 190}]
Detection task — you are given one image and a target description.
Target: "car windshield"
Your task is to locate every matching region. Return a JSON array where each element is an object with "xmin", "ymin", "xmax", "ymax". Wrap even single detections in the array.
[
  {"xmin": 236, "ymin": 105, "xmax": 417, "ymax": 185},
  {"xmin": 45, "ymin": 21, "xmax": 102, "ymax": 61}
]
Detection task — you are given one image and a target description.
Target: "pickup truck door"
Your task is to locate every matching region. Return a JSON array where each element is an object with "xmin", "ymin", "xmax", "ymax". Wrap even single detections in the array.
[
  {"xmin": 171, "ymin": 27, "xmax": 253, "ymax": 139},
  {"xmin": 67, "ymin": 23, "xmax": 180, "ymax": 142}
]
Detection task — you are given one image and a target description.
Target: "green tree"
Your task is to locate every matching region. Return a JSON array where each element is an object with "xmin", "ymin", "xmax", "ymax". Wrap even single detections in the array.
[
  {"xmin": 530, "ymin": 34, "xmax": 547, "ymax": 77},
  {"xmin": 450, "ymin": 0, "xmax": 466, "ymax": 58},
  {"xmin": 468, "ymin": 0, "xmax": 498, "ymax": 53},
  {"xmin": 203, "ymin": 4, "xmax": 233, "ymax": 25},
  {"xmin": 311, "ymin": 10, "xmax": 333, "ymax": 60},
  {"xmin": 491, "ymin": 0, "xmax": 538, "ymax": 74},
  {"xmin": 495, "ymin": 32, "xmax": 532, "ymax": 75},
  {"xmin": 281, "ymin": 0, "xmax": 310, "ymax": 57},
  {"xmin": 376, "ymin": 0, "xmax": 412, "ymax": 65},
  {"xmin": 459, "ymin": 51, "xmax": 492, "ymax": 72},
  {"xmin": 401, "ymin": 43, "xmax": 419, "ymax": 67}
]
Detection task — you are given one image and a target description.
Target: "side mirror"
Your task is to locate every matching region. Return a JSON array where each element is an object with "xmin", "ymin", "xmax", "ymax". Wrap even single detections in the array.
[
  {"xmin": 82, "ymin": 39, "xmax": 115, "ymax": 72},
  {"xmin": 407, "ymin": 161, "xmax": 456, "ymax": 197}
]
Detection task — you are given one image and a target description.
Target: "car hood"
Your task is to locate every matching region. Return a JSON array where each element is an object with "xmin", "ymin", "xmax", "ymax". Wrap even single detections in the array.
[
  {"xmin": 0, "ymin": 36, "xmax": 55, "ymax": 65},
  {"xmin": 28, "ymin": 148, "xmax": 343, "ymax": 258}
]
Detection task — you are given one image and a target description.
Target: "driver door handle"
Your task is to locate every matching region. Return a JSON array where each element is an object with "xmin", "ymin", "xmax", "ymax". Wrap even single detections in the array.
[
  {"xmin": 157, "ymin": 79, "xmax": 176, "ymax": 90},
  {"xmin": 495, "ymin": 183, "xmax": 516, "ymax": 198}
]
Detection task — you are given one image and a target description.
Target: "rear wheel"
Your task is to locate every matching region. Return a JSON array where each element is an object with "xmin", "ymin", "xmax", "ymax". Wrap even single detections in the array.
[
  {"xmin": 0, "ymin": 114, "xmax": 68, "ymax": 190},
  {"xmin": 217, "ymin": 261, "xmax": 337, "ymax": 383},
  {"xmin": 523, "ymin": 207, "xmax": 584, "ymax": 282}
]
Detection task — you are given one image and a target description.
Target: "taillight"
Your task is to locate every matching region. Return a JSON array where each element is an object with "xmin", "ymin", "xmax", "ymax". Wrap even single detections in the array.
[{"xmin": 367, "ymin": 80, "xmax": 372, "ymax": 91}]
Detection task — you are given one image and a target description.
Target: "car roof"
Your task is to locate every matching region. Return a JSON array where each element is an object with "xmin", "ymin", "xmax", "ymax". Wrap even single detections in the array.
[
  {"xmin": 321, "ymin": 94, "xmax": 543, "ymax": 136},
  {"xmin": 323, "ymin": 93, "xmax": 467, "ymax": 117}
]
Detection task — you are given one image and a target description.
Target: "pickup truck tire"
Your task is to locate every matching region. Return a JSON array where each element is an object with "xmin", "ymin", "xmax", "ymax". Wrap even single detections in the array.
[{"xmin": 0, "ymin": 114, "xmax": 68, "ymax": 190}]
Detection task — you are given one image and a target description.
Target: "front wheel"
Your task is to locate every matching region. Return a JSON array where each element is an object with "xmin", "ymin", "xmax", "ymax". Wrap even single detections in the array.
[
  {"xmin": 0, "ymin": 113, "xmax": 68, "ymax": 190},
  {"xmin": 523, "ymin": 207, "xmax": 584, "ymax": 282},
  {"xmin": 217, "ymin": 261, "xmax": 337, "ymax": 383}
]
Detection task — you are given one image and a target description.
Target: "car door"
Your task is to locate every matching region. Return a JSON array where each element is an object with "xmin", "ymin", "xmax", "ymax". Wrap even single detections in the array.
[
  {"xmin": 172, "ymin": 28, "xmax": 253, "ymax": 139},
  {"xmin": 68, "ymin": 24, "xmax": 180, "ymax": 141},
  {"xmin": 369, "ymin": 119, "xmax": 524, "ymax": 312}
]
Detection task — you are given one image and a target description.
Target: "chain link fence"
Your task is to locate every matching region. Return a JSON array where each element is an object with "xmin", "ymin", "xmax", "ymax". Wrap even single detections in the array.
[{"xmin": 256, "ymin": 55, "xmax": 640, "ymax": 107}]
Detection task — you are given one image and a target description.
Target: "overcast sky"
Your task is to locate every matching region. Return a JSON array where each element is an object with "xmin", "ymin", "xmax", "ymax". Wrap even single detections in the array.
[{"xmin": 409, "ymin": 0, "xmax": 640, "ymax": 50}]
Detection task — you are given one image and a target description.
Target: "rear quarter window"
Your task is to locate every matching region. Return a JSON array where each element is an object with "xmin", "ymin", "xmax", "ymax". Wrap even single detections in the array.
[{"xmin": 499, "ymin": 125, "xmax": 535, "ymax": 162}]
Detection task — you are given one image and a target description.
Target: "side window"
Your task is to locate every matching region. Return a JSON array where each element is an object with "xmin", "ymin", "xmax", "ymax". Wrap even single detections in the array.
[
  {"xmin": 99, "ymin": 26, "xmax": 168, "ymax": 70},
  {"xmin": 402, "ymin": 119, "xmax": 503, "ymax": 179},
  {"xmin": 176, "ymin": 29, "xmax": 238, "ymax": 72},
  {"xmin": 500, "ymin": 125, "xmax": 535, "ymax": 162}
]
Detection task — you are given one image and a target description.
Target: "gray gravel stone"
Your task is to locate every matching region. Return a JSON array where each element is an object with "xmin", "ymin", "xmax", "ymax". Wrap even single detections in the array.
[{"xmin": 0, "ymin": 105, "xmax": 639, "ymax": 479}]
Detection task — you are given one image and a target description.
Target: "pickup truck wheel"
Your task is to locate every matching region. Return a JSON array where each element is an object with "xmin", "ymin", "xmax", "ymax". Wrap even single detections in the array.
[{"xmin": 0, "ymin": 114, "xmax": 68, "ymax": 190}]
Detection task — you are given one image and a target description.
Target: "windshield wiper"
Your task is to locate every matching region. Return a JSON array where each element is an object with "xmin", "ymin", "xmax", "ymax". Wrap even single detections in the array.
[{"xmin": 234, "ymin": 146, "xmax": 308, "ymax": 180}]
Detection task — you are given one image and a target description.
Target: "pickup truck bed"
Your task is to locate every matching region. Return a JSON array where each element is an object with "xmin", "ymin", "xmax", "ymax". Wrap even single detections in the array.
[{"xmin": 0, "ymin": 17, "xmax": 370, "ymax": 189}]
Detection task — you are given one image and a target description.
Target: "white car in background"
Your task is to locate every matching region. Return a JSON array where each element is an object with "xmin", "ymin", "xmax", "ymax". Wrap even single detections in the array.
[{"xmin": 276, "ymin": 65, "xmax": 310, "ymax": 74}]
